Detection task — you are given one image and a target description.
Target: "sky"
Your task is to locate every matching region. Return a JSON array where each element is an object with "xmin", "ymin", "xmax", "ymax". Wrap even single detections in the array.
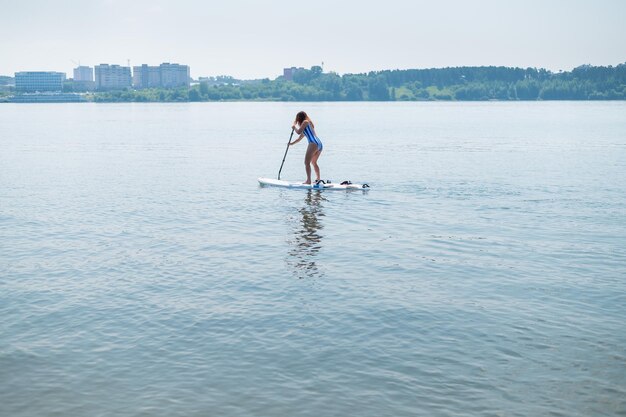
[{"xmin": 1, "ymin": 0, "xmax": 625, "ymax": 79}]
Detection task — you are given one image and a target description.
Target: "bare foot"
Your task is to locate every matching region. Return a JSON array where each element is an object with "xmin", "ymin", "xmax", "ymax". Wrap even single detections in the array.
[{"xmin": 303, "ymin": 181, "xmax": 311, "ymax": 185}]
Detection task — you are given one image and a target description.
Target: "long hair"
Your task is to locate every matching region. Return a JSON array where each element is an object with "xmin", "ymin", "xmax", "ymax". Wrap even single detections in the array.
[{"xmin": 295, "ymin": 111, "xmax": 314, "ymax": 128}]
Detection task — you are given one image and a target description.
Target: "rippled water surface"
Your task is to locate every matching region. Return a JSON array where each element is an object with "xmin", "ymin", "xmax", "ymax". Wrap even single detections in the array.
[{"xmin": 1, "ymin": 102, "xmax": 625, "ymax": 416}]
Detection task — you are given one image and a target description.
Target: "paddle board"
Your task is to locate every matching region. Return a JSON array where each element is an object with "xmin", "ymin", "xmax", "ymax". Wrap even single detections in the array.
[{"xmin": 258, "ymin": 177, "xmax": 369, "ymax": 190}]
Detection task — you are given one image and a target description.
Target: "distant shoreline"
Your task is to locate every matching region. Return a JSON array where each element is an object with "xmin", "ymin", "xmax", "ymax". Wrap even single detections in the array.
[
  {"xmin": 2, "ymin": 97, "xmax": 626, "ymax": 103},
  {"xmin": 2, "ymin": 64, "xmax": 625, "ymax": 102}
]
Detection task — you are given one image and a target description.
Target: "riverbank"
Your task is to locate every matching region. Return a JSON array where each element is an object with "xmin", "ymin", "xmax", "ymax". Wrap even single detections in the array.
[{"xmin": 2, "ymin": 64, "xmax": 625, "ymax": 102}]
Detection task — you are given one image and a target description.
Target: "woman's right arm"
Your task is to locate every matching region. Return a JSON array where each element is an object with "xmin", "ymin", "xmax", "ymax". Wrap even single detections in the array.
[{"xmin": 292, "ymin": 120, "xmax": 308, "ymax": 135}]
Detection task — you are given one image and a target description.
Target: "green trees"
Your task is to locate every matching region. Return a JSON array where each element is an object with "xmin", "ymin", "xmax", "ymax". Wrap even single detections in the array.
[
  {"xmin": 292, "ymin": 66, "xmax": 323, "ymax": 84},
  {"xmin": 367, "ymin": 76, "xmax": 390, "ymax": 100},
  {"xmin": 85, "ymin": 64, "xmax": 625, "ymax": 102},
  {"xmin": 189, "ymin": 89, "xmax": 201, "ymax": 101},
  {"xmin": 515, "ymin": 79, "xmax": 541, "ymax": 100}
]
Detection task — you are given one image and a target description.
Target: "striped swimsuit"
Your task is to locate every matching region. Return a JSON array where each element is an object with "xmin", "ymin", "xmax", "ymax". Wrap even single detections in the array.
[{"xmin": 303, "ymin": 124, "xmax": 323, "ymax": 151}]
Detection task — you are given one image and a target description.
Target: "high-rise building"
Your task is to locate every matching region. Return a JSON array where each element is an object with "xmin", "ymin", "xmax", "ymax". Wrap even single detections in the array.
[
  {"xmin": 132, "ymin": 64, "xmax": 161, "ymax": 89},
  {"xmin": 132, "ymin": 63, "xmax": 190, "ymax": 89},
  {"xmin": 15, "ymin": 71, "xmax": 65, "ymax": 92},
  {"xmin": 94, "ymin": 64, "xmax": 132, "ymax": 90},
  {"xmin": 73, "ymin": 66, "xmax": 94, "ymax": 82},
  {"xmin": 283, "ymin": 67, "xmax": 304, "ymax": 81},
  {"xmin": 159, "ymin": 63, "xmax": 190, "ymax": 88}
]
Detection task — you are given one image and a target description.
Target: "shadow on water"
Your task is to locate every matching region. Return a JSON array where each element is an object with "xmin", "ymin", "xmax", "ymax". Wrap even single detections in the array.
[{"xmin": 287, "ymin": 190, "xmax": 326, "ymax": 279}]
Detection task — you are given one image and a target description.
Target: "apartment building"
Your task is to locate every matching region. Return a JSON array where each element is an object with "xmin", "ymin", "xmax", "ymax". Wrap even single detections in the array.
[{"xmin": 95, "ymin": 64, "xmax": 131, "ymax": 90}]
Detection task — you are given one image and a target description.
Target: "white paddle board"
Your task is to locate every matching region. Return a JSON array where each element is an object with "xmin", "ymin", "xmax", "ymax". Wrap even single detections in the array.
[{"xmin": 258, "ymin": 177, "xmax": 369, "ymax": 190}]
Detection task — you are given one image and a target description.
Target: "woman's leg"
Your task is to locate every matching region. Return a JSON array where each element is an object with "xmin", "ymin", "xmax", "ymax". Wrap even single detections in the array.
[
  {"xmin": 311, "ymin": 149, "xmax": 322, "ymax": 181},
  {"xmin": 303, "ymin": 143, "xmax": 316, "ymax": 184}
]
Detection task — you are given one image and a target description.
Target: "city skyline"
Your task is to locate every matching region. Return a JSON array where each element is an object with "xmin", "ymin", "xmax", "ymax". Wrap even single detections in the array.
[
  {"xmin": 9, "ymin": 62, "xmax": 191, "ymax": 93},
  {"xmin": 5, "ymin": 58, "xmax": 626, "ymax": 84},
  {"xmin": 1, "ymin": 0, "xmax": 625, "ymax": 79}
]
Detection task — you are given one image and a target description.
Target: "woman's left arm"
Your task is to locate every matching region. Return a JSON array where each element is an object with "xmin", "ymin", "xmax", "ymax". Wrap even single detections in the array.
[{"xmin": 289, "ymin": 133, "xmax": 305, "ymax": 146}]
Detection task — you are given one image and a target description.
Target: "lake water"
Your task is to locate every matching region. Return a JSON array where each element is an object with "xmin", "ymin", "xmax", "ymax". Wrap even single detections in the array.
[{"xmin": 1, "ymin": 102, "xmax": 625, "ymax": 417}]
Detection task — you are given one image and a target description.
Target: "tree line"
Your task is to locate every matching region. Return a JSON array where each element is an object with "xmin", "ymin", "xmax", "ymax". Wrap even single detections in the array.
[{"xmin": 89, "ymin": 64, "xmax": 626, "ymax": 102}]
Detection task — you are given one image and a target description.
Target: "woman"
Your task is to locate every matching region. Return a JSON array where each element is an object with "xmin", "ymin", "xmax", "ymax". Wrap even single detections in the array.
[{"xmin": 290, "ymin": 111, "xmax": 323, "ymax": 185}]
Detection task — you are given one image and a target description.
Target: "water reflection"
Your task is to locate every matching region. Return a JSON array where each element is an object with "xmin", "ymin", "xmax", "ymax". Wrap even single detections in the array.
[{"xmin": 287, "ymin": 190, "xmax": 326, "ymax": 279}]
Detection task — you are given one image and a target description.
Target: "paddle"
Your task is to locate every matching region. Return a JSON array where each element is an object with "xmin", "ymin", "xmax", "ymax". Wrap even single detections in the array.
[{"xmin": 277, "ymin": 127, "xmax": 295, "ymax": 180}]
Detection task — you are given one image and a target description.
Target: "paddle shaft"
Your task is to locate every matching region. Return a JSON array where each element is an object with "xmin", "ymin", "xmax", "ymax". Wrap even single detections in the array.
[{"xmin": 278, "ymin": 128, "xmax": 295, "ymax": 180}]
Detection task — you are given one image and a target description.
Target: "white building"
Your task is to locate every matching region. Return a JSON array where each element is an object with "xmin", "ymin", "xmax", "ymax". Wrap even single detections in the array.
[
  {"xmin": 15, "ymin": 71, "xmax": 65, "ymax": 92},
  {"xmin": 160, "ymin": 63, "xmax": 190, "ymax": 88},
  {"xmin": 132, "ymin": 64, "xmax": 161, "ymax": 88},
  {"xmin": 95, "ymin": 64, "xmax": 132, "ymax": 90},
  {"xmin": 73, "ymin": 66, "xmax": 94, "ymax": 82},
  {"xmin": 132, "ymin": 63, "xmax": 190, "ymax": 89}
]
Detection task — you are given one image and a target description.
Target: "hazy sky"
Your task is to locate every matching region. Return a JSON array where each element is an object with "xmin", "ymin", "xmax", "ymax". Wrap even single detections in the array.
[{"xmin": 1, "ymin": 0, "xmax": 625, "ymax": 79}]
